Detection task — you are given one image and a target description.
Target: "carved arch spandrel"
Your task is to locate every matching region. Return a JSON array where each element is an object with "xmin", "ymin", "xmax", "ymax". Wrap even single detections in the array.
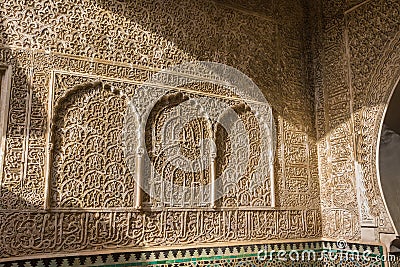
[{"xmin": 349, "ymin": 21, "xmax": 400, "ymax": 234}]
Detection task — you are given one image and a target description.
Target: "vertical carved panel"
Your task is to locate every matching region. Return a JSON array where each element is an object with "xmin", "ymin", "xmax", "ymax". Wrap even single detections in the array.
[
  {"xmin": 280, "ymin": 120, "xmax": 312, "ymax": 205},
  {"xmin": 0, "ymin": 49, "xmax": 36, "ymax": 209},
  {"xmin": 0, "ymin": 65, "xmax": 11, "ymax": 191},
  {"xmin": 347, "ymin": 0, "xmax": 400, "ymax": 233},
  {"xmin": 315, "ymin": 0, "xmax": 360, "ymax": 239},
  {"xmin": 217, "ymin": 102, "xmax": 273, "ymax": 207},
  {"xmin": 49, "ymin": 82, "xmax": 135, "ymax": 208}
]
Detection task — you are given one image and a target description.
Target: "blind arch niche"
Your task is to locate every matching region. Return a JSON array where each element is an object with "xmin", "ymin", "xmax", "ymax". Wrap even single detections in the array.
[{"xmin": 46, "ymin": 63, "xmax": 276, "ymax": 210}]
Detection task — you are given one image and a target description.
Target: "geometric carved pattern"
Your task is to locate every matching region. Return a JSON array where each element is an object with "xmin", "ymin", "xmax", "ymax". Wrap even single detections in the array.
[{"xmin": 143, "ymin": 92, "xmax": 213, "ymax": 208}]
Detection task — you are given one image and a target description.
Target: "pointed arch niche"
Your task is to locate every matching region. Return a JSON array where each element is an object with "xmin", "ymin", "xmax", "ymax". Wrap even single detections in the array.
[{"xmin": 44, "ymin": 79, "xmax": 136, "ymax": 210}]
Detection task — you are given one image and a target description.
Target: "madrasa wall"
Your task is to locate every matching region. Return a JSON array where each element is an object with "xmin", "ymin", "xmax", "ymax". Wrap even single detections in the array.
[
  {"xmin": 0, "ymin": 0, "xmax": 321, "ymax": 260},
  {"xmin": 1, "ymin": 0, "xmax": 399, "ymax": 263}
]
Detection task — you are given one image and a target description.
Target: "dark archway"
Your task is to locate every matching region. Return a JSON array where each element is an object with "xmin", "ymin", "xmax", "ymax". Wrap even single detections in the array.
[{"xmin": 379, "ymin": 80, "xmax": 400, "ymax": 235}]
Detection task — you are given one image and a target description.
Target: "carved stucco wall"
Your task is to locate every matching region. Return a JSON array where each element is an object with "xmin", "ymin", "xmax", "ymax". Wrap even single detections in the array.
[
  {"xmin": 315, "ymin": 0, "xmax": 400, "ymax": 240},
  {"xmin": 0, "ymin": 0, "xmax": 321, "ymax": 260},
  {"xmin": 1, "ymin": 0, "xmax": 398, "ymax": 261}
]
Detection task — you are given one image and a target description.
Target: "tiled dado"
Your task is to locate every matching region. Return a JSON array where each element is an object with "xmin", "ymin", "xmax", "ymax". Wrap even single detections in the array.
[{"xmin": 0, "ymin": 241, "xmax": 385, "ymax": 267}]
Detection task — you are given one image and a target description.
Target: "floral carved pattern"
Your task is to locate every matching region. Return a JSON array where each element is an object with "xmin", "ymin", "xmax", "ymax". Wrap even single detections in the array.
[{"xmin": 50, "ymin": 82, "xmax": 136, "ymax": 208}]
